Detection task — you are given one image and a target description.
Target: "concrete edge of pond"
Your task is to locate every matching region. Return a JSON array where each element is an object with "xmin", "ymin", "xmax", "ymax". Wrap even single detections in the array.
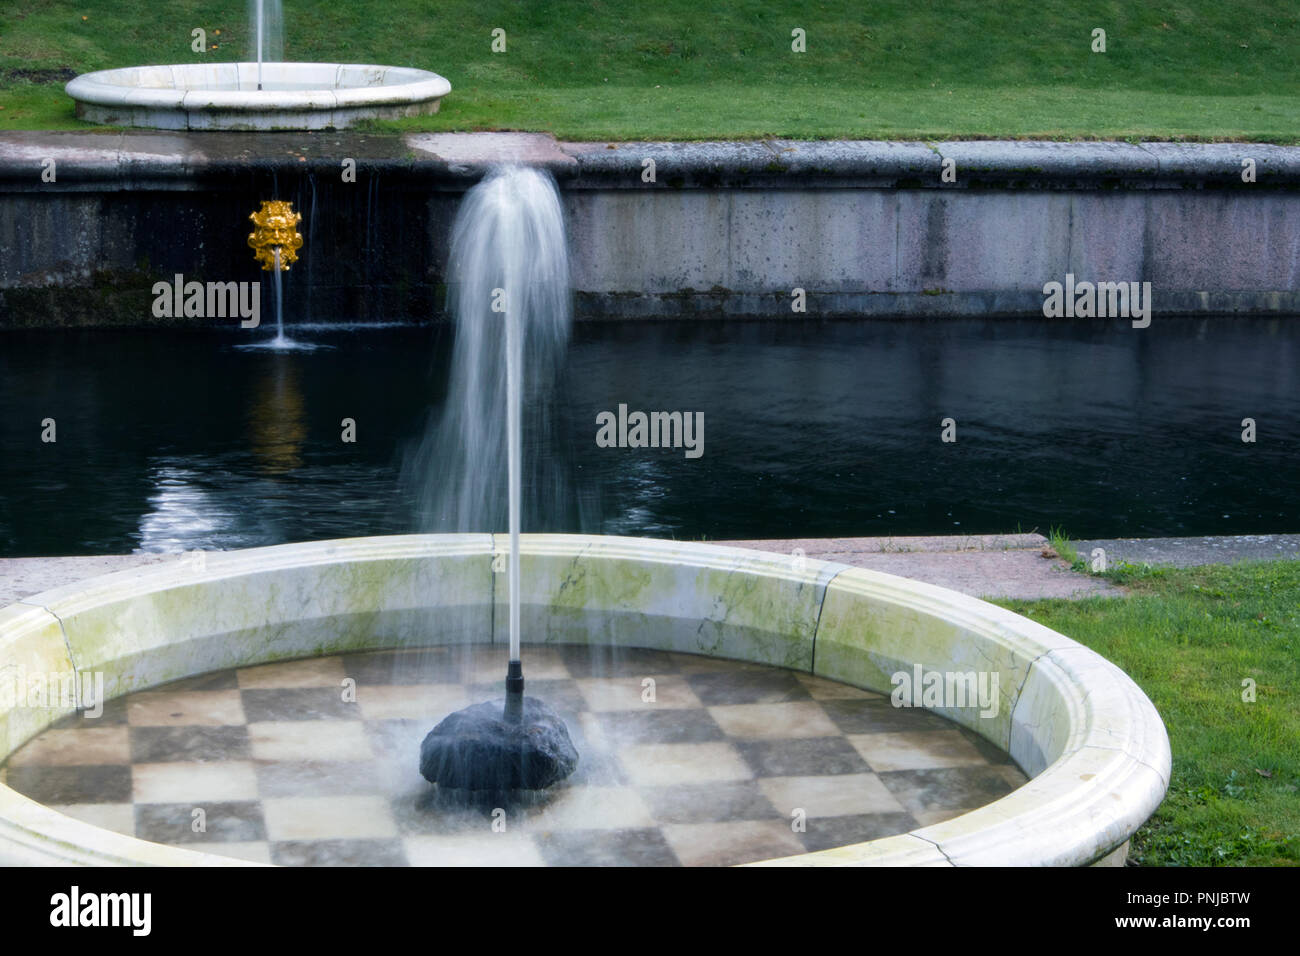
[
  {"xmin": 0, "ymin": 533, "xmax": 1170, "ymax": 867},
  {"xmin": 2, "ymin": 131, "xmax": 1299, "ymax": 189},
  {"xmin": 4, "ymin": 131, "xmax": 1299, "ymax": 324}
]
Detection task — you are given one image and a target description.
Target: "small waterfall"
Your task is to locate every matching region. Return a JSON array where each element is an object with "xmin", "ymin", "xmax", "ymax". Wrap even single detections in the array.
[
  {"xmin": 271, "ymin": 247, "xmax": 285, "ymax": 344},
  {"xmin": 406, "ymin": 166, "xmax": 573, "ymax": 538},
  {"xmin": 305, "ymin": 175, "xmax": 317, "ymax": 324},
  {"xmin": 236, "ymin": 201, "xmax": 328, "ymax": 353}
]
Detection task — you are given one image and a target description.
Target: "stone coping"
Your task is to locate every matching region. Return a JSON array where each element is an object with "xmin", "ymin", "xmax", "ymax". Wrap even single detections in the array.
[
  {"xmin": 1, "ymin": 131, "xmax": 1297, "ymax": 190},
  {"xmin": 0, "ymin": 534, "xmax": 1170, "ymax": 866},
  {"xmin": 64, "ymin": 63, "xmax": 451, "ymax": 132}
]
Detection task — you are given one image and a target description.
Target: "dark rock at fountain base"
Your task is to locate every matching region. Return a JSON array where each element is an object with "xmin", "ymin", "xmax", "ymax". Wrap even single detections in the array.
[{"xmin": 419, "ymin": 696, "xmax": 579, "ymax": 792}]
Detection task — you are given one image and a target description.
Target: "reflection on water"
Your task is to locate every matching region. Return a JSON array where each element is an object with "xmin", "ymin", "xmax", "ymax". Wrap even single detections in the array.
[
  {"xmin": 136, "ymin": 467, "xmax": 225, "ymax": 554},
  {"xmin": 247, "ymin": 358, "xmax": 306, "ymax": 476},
  {"xmin": 0, "ymin": 318, "xmax": 1296, "ymax": 556}
]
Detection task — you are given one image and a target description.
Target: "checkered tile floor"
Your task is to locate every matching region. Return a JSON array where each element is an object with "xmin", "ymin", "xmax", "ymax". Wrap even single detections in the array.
[{"xmin": 0, "ymin": 644, "xmax": 1027, "ymax": 866}]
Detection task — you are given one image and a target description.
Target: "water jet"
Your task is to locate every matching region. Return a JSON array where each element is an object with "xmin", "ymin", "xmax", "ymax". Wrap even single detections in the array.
[
  {"xmin": 417, "ymin": 167, "xmax": 580, "ymax": 794},
  {"xmin": 242, "ymin": 198, "xmax": 303, "ymax": 350}
]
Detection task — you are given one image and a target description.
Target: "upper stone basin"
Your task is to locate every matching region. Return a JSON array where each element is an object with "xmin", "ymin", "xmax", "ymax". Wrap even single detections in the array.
[{"xmin": 65, "ymin": 63, "xmax": 452, "ymax": 130}]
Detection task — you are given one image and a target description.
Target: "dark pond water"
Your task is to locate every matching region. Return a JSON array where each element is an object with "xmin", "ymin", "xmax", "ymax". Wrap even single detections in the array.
[{"xmin": 1, "ymin": 316, "xmax": 1296, "ymax": 556}]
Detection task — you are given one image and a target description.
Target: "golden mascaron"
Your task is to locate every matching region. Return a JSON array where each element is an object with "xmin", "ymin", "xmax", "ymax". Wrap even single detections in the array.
[{"xmin": 247, "ymin": 200, "xmax": 304, "ymax": 271}]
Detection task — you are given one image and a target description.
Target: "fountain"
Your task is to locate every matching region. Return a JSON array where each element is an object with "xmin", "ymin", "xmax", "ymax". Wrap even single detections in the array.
[
  {"xmin": 417, "ymin": 167, "xmax": 579, "ymax": 793},
  {"xmin": 0, "ymin": 133, "xmax": 1171, "ymax": 862},
  {"xmin": 239, "ymin": 198, "xmax": 318, "ymax": 351},
  {"xmin": 64, "ymin": 0, "xmax": 450, "ymax": 131}
]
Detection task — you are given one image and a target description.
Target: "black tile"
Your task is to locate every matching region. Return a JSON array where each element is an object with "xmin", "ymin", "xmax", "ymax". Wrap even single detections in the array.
[
  {"xmin": 340, "ymin": 649, "xmax": 460, "ymax": 687},
  {"xmin": 240, "ymin": 687, "xmax": 359, "ymax": 722},
  {"xmin": 686, "ymin": 670, "xmax": 811, "ymax": 705},
  {"xmin": 820, "ymin": 698, "xmax": 953, "ymax": 734},
  {"xmin": 129, "ymin": 725, "xmax": 249, "ymax": 763},
  {"xmin": 535, "ymin": 827, "xmax": 680, "ymax": 866},
  {"xmin": 639, "ymin": 781, "xmax": 778, "ymax": 824},
  {"xmin": 557, "ymin": 645, "xmax": 679, "ymax": 679},
  {"xmin": 596, "ymin": 708, "xmax": 724, "ymax": 745},
  {"xmin": 736, "ymin": 737, "xmax": 870, "ymax": 778},
  {"xmin": 798, "ymin": 812, "xmax": 919, "ymax": 853},
  {"xmin": 956, "ymin": 725, "xmax": 1016, "ymax": 766},
  {"xmin": 49, "ymin": 697, "xmax": 129, "ymax": 729},
  {"xmin": 135, "ymin": 800, "xmax": 266, "ymax": 844},
  {"xmin": 3, "ymin": 765, "xmax": 132, "ymax": 804},
  {"xmin": 877, "ymin": 766, "xmax": 1021, "ymax": 815},
  {"xmin": 465, "ymin": 679, "xmax": 586, "ymax": 718},
  {"xmin": 157, "ymin": 670, "xmax": 240, "ymax": 693},
  {"xmin": 272, "ymin": 838, "xmax": 408, "ymax": 867}
]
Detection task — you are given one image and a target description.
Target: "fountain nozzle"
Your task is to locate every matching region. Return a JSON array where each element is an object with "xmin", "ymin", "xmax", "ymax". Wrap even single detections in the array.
[{"xmin": 504, "ymin": 659, "xmax": 524, "ymax": 723}]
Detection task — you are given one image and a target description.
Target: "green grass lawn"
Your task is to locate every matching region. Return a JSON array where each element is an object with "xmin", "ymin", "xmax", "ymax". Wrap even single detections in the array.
[
  {"xmin": 998, "ymin": 559, "xmax": 1300, "ymax": 866},
  {"xmin": 1, "ymin": 0, "xmax": 1297, "ymax": 140}
]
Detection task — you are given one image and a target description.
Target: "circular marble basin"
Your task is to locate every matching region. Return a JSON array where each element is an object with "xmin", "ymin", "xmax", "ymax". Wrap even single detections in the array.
[
  {"xmin": 0, "ymin": 534, "xmax": 1169, "ymax": 866},
  {"xmin": 2, "ymin": 645, "xmax": 1030, "ymax": 866},
  {"xmin": 65, "ymin": 63, "xmax": 451, "ymax": 130}
]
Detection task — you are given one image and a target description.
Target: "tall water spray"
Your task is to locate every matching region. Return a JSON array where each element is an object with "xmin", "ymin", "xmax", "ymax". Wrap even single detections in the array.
[
  {"xmin": 447, "ymin": 166, "xmax": 569, "ymax": 669},
  {"xmin": 417, "ymin": 167, "xmax": 573, "ymax": 534},
  {"xmin": 416, "ymin": 166, "xmax": 579, "ymax": 792}
]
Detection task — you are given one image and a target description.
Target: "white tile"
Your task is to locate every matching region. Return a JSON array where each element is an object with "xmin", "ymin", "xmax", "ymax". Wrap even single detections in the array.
[
  {"xmin": 133, "ymin": 761, "xmax": 258, "ymax": 803},
  {"xmin": 912, "ymin": 807, "xmax": 970, "ymax": 827},
  {"xmin": 49, "ymin": 802, "xmax": 136, "ymax": 837},
  {"xmin": 848, "ymin": 730, "xmax": 990, "ymax": 772},
  {"xmin": 707, "ymin": 701, "xmax": 839, "ymax": 739},
  {"xmin": 248, "ymin": 720, "xmax": 374, "ymax": 762},
  {"xmin": 577, "ymin": 676, "xmax": 701, "ymax": 711},
  {"xmin": 663, "ymin": 819, "xmax": 806, "ymax": 867},
  {"xmin": 525, "ymin": 786, "xmax": 653, "ymax": 831},
  {"xmin": 188, "ymin": 841, "xmax": 273, "ymax": 864},
  {"xmin": 127, "ymin": 690, "xmax": 245, "ymax": 727},
  {"xmin": 620, "ymin": 742, "xmax": 752, "ymax": 786},
  {"xmin": 758, "ymin": 774, "xmax": 906, "ymax": 818},
  {"xmin": 470, "ymin": 647, "xmax": 568, "ymax": 682},
  {"xmin": 262, "ymin": 795, "xmax": 397, "ymax": 841},
  {"xmin": 356, "ymin": 684, "xmax": 471, "ymax": 721},
  {"xmin": 795, "ymin": 673, "xmax": 882, "ymax": 701},
  {"xmin": 403, "ymin": 834, "xmax": 545, "ymax": 867},
  {"xmin": 6, "ymin": 727, "xmax": 130, "ymax": 766}
]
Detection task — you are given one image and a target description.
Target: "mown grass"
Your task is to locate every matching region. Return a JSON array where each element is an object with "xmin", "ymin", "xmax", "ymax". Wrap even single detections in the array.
[
  {"xmin": 1, "ymin": 0, "xmax": 1297, "ymax": 139},
  {"xmin": 998, "ymin": 559, "xmax": 1300, "ymax": 865}
]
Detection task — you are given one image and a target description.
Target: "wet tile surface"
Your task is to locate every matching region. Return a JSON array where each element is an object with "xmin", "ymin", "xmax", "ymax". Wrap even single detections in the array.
[{"xmin": 2, "ymin": 644, "xmax": 1028, "ymax": 866}]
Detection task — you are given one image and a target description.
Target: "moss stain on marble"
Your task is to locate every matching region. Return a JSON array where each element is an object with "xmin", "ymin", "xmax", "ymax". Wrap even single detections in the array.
[
  {"xmin": 0, "ymin": 604, "xmax": 82, "ymax": 756},
  {"xmin": 814, "ymin": 588, "xmax": 1029, "ymax": 745}
]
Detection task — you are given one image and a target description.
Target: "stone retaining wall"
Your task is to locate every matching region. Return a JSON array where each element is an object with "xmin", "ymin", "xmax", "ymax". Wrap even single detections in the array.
[{"xmin": 1, "ymin": 133, "xmax": 1297, "ymax": 326}]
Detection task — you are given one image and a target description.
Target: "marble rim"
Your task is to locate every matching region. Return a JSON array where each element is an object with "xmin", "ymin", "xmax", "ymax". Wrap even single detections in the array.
[
  {"xmin": 0, "ymin": 534, "xmax": 1170, "ymax": 866},
  {"xmin": 65, "ymin": 62, "xmax": 451, "ymax": 113}
]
